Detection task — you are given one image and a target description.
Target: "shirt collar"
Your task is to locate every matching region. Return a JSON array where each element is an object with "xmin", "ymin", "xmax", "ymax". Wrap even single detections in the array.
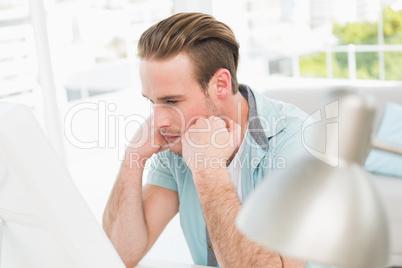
[
  {"xmin": 239, "ymin": 84, "xmax": 287, "ymax": 152},
  {"xmin": 239, "ymin": 84, "xmax": 270, "ymax": 151}
]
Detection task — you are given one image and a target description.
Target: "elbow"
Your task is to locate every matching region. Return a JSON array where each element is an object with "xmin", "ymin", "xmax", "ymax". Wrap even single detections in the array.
[
  {"xmin": 102, "ymin": 209, "xmax": 112, "ymax": 236},
  {"xmin": 101, "ymin": 216, "xmax": 148, "ymax": 267},
  {"xmin": 114, "ymin": 244, "xmax": 143, "ymax": 268},
  {"xmin": 122, "ymin": 257, "xmax": 139, "ymax": 268},
  {"xmin": 112, "ymin": 238, "xmax": 147, "ymax": 268},
  {"xmin": 280, "ymin": 255, "xmax": 306, "ymax": 268}
]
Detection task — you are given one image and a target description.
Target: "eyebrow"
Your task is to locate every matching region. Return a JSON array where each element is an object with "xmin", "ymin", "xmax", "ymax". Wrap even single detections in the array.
[{"xmin": 142, "ymin": 93, "xmax": 185, "ymax": 101}]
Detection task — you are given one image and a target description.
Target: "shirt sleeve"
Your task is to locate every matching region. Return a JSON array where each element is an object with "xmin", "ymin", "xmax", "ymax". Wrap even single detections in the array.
[
  {"xmin": 146, "ymin": 151, "xmax": 178, "ymax": 192},
  {"xmin": 275, "ymin": 127, "xmax": 307, "ymax": 163}
]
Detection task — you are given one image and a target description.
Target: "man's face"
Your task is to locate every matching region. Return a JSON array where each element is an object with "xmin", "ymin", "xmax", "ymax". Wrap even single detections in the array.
[{"xmin": 140, "ymin": 53, "xmax": 219, "ymax": 155}]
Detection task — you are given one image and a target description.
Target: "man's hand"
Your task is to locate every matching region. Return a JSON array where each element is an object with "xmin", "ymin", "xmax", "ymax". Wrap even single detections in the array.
[
  {"xmin": 125, "ymin": 114, "xmax": 168, "ymax": 166},
  {"xmin": 103, "ymin": 113, "xmax": 180, "ymax": 268},
  {"xmin": 182, "ymin": 116, "xmax": 241, "ymax": 176}
]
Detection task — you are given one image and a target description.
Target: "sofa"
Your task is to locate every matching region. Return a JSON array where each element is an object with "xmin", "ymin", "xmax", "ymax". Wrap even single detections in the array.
[{"xmin": 264, "ymin": 84, "xmax": 402, "ymax": 267}]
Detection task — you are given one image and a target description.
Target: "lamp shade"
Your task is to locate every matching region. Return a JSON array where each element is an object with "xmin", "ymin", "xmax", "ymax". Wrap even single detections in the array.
[{"xmin": 236, "ymin": 89, "xmax": 390, "ymax": 268}]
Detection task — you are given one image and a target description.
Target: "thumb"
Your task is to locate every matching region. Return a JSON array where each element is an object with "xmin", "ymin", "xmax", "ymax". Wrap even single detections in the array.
[
  {"xmin": 229, "ymin": 121, "xmax": 242, "ymax": 147},
  {"xmin": 226, "ymin": 119, "xmax": 234, "ymax": 132}
]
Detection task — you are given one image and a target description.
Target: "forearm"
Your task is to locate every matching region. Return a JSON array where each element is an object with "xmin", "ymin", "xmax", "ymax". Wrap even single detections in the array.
[
  {"xmin": 103, "ymin": 158, "xmax": 148, "ymax": 267},
  {"xmin": 195, "ymin": 169, "xmax": 305, "ymax": 268}
]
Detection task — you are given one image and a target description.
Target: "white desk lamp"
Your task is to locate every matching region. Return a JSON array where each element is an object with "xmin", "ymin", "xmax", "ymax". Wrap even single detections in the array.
[{"xmin": 236, "ymin": 89, "xmax": 402, "ymax": 268}]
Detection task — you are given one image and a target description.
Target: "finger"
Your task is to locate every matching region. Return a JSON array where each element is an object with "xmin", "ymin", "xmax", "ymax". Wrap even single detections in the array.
[
  {"xmin": 210, "ymin": 116, "xmax": 228, "ymax": 128},
  {"xmin": 158, "ymin": 143, "xmax": 169, "ymax": 153},
  {"xmin": 190, "ymin": 117, "xmax": 212, "ymax": 131},
  {"xmin": 187, "ymin": 115, "xmax": 205, "ymax": 128},
  {"xmin": 150, "ymin": 128, "xmax": 167, "ymax": 148},
  {"xmin": 231, "ymin": 122, "xmax": 242, "ymax": 145},
  {"xmin": 226, "ymin": 119, "xmax": 234, "ymax": 132}
]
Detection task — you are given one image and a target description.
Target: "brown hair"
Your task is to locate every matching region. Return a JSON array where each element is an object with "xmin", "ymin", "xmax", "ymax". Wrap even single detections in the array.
[{"xmin": 138, "ymin": 12, "xmax": 240, "ymax": 94}]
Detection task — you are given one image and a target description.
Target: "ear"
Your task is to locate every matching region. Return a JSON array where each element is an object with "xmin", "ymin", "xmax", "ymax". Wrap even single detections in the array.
[{"xmin": 213, "ymin": 68, "xmax": 231, "ymax": 100}]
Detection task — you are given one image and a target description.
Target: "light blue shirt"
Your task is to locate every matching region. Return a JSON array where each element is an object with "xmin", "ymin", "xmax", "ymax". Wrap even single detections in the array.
[{"xmin": 147, "ymin": 84, "xmax": 328, "ymax": 267}]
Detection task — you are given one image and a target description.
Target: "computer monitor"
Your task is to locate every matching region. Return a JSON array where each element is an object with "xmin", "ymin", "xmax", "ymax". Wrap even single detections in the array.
[{"xmin": 0, "ymin": 102, "xmax": 125, "ymax": 267}]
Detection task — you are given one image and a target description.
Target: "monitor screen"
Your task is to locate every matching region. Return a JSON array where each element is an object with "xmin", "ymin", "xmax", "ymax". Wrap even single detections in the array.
[{"xmin": 0, "ymin": 102, "xmax": 124, "ymax": 267}]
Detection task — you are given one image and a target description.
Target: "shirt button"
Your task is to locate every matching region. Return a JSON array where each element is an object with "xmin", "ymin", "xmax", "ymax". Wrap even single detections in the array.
[{"xmin": 208, "ymin": 243, "xmax": 213, "ymax": 249}]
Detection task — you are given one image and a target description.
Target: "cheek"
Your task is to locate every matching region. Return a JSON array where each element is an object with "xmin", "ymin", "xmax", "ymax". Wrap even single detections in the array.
[
  {"xmin": 183, "ymin": 109, "xmax": 209, "ymax": 129},
  {"xmin": 176, "ymin": 99, "xmax": 210, "ymax": 130},
  {"xmin": 164, "ymin": 107, "xmax": 186, "ymax": 127},
  {"xmin": 184, "ymin": 115, "xmax": 197, "ymax": 130}
]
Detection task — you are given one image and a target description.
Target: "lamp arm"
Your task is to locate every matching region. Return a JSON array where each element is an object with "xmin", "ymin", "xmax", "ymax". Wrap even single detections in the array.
[{"xmin": 371, "ymin": 138, "xmax": 402, "ymax": 156}]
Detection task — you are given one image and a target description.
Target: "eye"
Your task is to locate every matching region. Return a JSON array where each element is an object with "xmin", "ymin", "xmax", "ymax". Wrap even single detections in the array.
[{"xmin": 166, "ymin": 100, "xmax": 178, "ymax": 104}]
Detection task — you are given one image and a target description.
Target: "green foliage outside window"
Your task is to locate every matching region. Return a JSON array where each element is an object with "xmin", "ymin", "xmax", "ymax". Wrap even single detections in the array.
[
  {"xmin": 356, "ymin": 52, "xmax": 379, "ymax": 80},
  {"xmin": 332, "ymin": 53, "xmax": 349, "ymax": 79},
  {"xmin": 333, "ymin": 21, "xmax": 378, "ymax": 45},
  {"xmin": 299, "ymin": 53, "xmax": 326, "ymax": 78},
  {"xmin": 299, "ymin": 52, "xmax": 350, "ymax": 79},
  {"xmin": 300, "ymin": 6, "xmax": 402, "ymax": 80},
  {"xmin": 385, "ymin": 51, "xmax": 402, "ymax": 80}
]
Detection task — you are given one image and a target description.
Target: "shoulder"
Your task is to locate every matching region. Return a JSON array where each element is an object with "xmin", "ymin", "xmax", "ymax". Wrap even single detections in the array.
[
  {"xmin": 149, "ymin": 149, "xmax": 189, "ymax": 175},
  {"xmin": 248, "ymin": 87, "xmax": 309, "ymax": 141},
  {"xmin": 252, "ymin": 88, "xmax": 311, "ymax": 159},
  {"xmin": 254, "ymin": 88, "xmax": 308, "ymax": 124},
  {"xmin": 150, "ymin": 149, "xmax": 180, "ymax": 169}
]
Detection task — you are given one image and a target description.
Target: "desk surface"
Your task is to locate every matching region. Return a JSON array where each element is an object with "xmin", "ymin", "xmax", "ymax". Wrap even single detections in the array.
[{"xmin": 137, "ymin": 259, "xmax": 212, "ymax": 268}]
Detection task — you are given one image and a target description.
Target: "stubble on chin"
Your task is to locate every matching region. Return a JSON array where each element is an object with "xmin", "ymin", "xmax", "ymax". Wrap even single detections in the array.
[{"xmin": 167, "ymin": 142, "xmax": 183, "ymax": 156}]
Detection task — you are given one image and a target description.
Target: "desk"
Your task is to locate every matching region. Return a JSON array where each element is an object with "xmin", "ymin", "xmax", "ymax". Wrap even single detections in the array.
[{"xmin": 137, "ymin": 259, "xmax": 212, "ymax": 268}]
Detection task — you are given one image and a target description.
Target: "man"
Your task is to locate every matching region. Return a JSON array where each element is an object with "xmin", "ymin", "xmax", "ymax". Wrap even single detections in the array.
[{"xmin": 103, "ymin": 12, "xmax": 309, "ymax": 268}]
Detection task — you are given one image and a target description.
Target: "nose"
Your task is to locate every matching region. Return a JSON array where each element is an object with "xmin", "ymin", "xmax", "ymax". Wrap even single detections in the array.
[{"xmin": 153, "ymin": 105, "xmax": 172, "ymax": 130}]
